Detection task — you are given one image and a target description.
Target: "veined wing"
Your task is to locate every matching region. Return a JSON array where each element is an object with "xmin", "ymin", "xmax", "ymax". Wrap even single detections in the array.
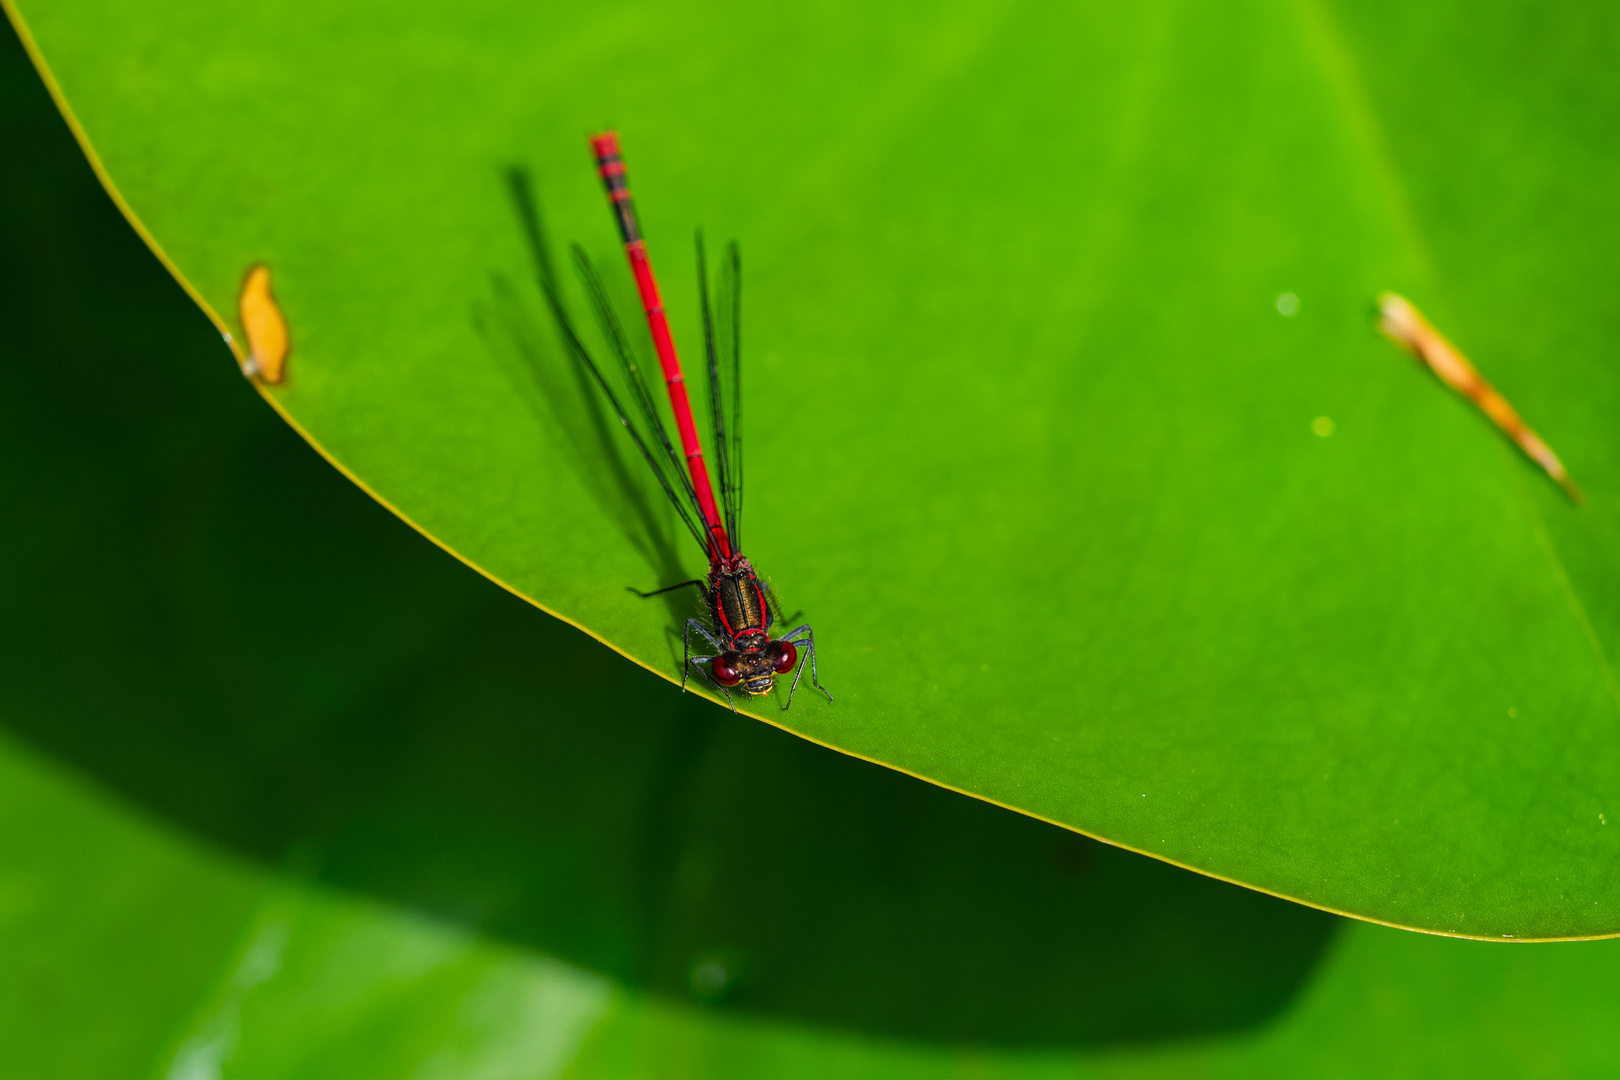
[
  {"xmin": 505, "ymin": 166, "xmax": 712, "ymax": 553},
  {"xmin": 698, "ymin": 235, "xmax": 744, "ymax": 551},
  {"xmin": 568, "ymin": 245, "xmax": 714, "ymax": 553}
]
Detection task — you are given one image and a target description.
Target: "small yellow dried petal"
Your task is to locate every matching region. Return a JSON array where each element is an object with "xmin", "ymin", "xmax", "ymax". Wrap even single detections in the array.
[{"xmin": 238, "ymin": 264, "xmax": 289, "ymax": 385}]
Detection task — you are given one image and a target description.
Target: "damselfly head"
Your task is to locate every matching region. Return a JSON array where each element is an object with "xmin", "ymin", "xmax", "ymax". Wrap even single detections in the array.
[
  {"xmin": 715, "ymin": 649, "xmax": 775, "ymax": 695},
  {"xmin": 712, "ymin": 641, "xmax": 796, "ymax": 697}
]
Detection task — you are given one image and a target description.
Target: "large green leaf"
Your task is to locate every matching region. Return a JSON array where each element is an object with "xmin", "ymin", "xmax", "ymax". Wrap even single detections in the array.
[
  {"xmin": 6, "ymin": 25, "xmax": 1620, "ymax": 1073},
  {"xmin": 0, "ymin": 242, "xmax": 1611, "ymax": 1066},
  {"xmin": 10, "ymin": 0, "xmax": 1620, "ymax": 937}
]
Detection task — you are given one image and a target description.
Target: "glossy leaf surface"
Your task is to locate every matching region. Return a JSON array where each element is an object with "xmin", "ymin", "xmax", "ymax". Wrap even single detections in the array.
[{"xmin": 10, "ymin": 0, "xmax": 1620, "ymax": 936}]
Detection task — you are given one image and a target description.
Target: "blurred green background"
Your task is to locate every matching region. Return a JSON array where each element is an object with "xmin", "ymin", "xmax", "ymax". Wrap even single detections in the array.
[{"xmin": 5, "ymin": 8, "xmax": 1620, "ymax": 1079}]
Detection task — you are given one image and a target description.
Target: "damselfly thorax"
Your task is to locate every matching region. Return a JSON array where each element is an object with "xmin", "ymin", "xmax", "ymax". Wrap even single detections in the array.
[{"xmin": 707, "ymin": 556, "xmax": 799, "ymax": 697}]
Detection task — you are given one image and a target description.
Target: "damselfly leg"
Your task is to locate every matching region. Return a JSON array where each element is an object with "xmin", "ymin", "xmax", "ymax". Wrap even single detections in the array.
[
  {"xmin": 683, "ymin": 618, "xmax": 738, "ymax": 711},
  {"xmin": 626, "ymin": 579, "xmax": 705, "ymax": 599},
  {"xmin": 778, "ymin": 624, "xmax": 833, "ymax": 709}
]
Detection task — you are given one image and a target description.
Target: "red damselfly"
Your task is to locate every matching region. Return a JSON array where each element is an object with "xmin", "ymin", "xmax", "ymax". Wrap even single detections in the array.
[{"xmin": 526, "ymin": 133, "xmax": 831, "ymax": 711}]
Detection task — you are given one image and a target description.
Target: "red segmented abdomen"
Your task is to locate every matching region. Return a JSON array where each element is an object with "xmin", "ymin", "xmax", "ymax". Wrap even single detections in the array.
[{"xmin": 589, "ymin": 131, "xmax": 732, "ymax": 559}]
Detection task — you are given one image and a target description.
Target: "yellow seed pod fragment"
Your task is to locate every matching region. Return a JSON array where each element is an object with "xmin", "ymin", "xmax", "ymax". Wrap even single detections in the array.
[{"xmin": 237, "ymin": 264, "xmax": 289, "ymax": 384}]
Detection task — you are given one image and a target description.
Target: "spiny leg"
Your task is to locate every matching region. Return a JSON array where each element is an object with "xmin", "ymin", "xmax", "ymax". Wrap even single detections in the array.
[
  {"xmin": 684, "ymin": 618, "xmax": 735, "ymax": 712},
  {"xmin": 686, "ymin": 654, "xmax": 737, "ymax": 713},
  {"xmin": 779, "ymin": 624, "xmax": 832, "ymax": 709},
  {"xmin": 627, "ymin": 578, "xmax": 704, "ymax": 599}
]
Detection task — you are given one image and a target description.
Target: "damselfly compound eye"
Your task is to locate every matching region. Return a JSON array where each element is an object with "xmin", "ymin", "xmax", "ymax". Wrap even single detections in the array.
[
  {"xmin": 712, "ymin": 653, "xmax": 742, "ymax": 686},
  {"xmin": 773, "ymin": 640, "xmax": 797, "ymax": 674}
]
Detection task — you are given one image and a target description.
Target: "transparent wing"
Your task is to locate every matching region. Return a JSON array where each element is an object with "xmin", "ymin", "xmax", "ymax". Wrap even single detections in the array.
[
  {"xmin": 570, "ymin": 245, "xmax": 713, "ymax": 551},
  {"xmin": 504, "ymin": 167, "xmax": 711, "ymax": 552},
  {"xmin": 697, "ymin": 234, "xmax": 744, "ymax": 551}
]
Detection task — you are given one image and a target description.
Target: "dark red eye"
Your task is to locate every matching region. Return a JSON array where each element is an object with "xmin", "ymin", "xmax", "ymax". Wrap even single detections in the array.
[
  {"xmin": 772, "ymin": 640, "xmax": 798, "ymax": 674},
  {"xmin": 712, "ymin": 653, "xmax": 742, "ymax": 686}
]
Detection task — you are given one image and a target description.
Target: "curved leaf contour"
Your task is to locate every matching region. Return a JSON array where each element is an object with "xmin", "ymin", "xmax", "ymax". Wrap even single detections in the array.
[{"xmin": 10, "ymin": 0, "xmax": 1620, "ymax": 938}]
